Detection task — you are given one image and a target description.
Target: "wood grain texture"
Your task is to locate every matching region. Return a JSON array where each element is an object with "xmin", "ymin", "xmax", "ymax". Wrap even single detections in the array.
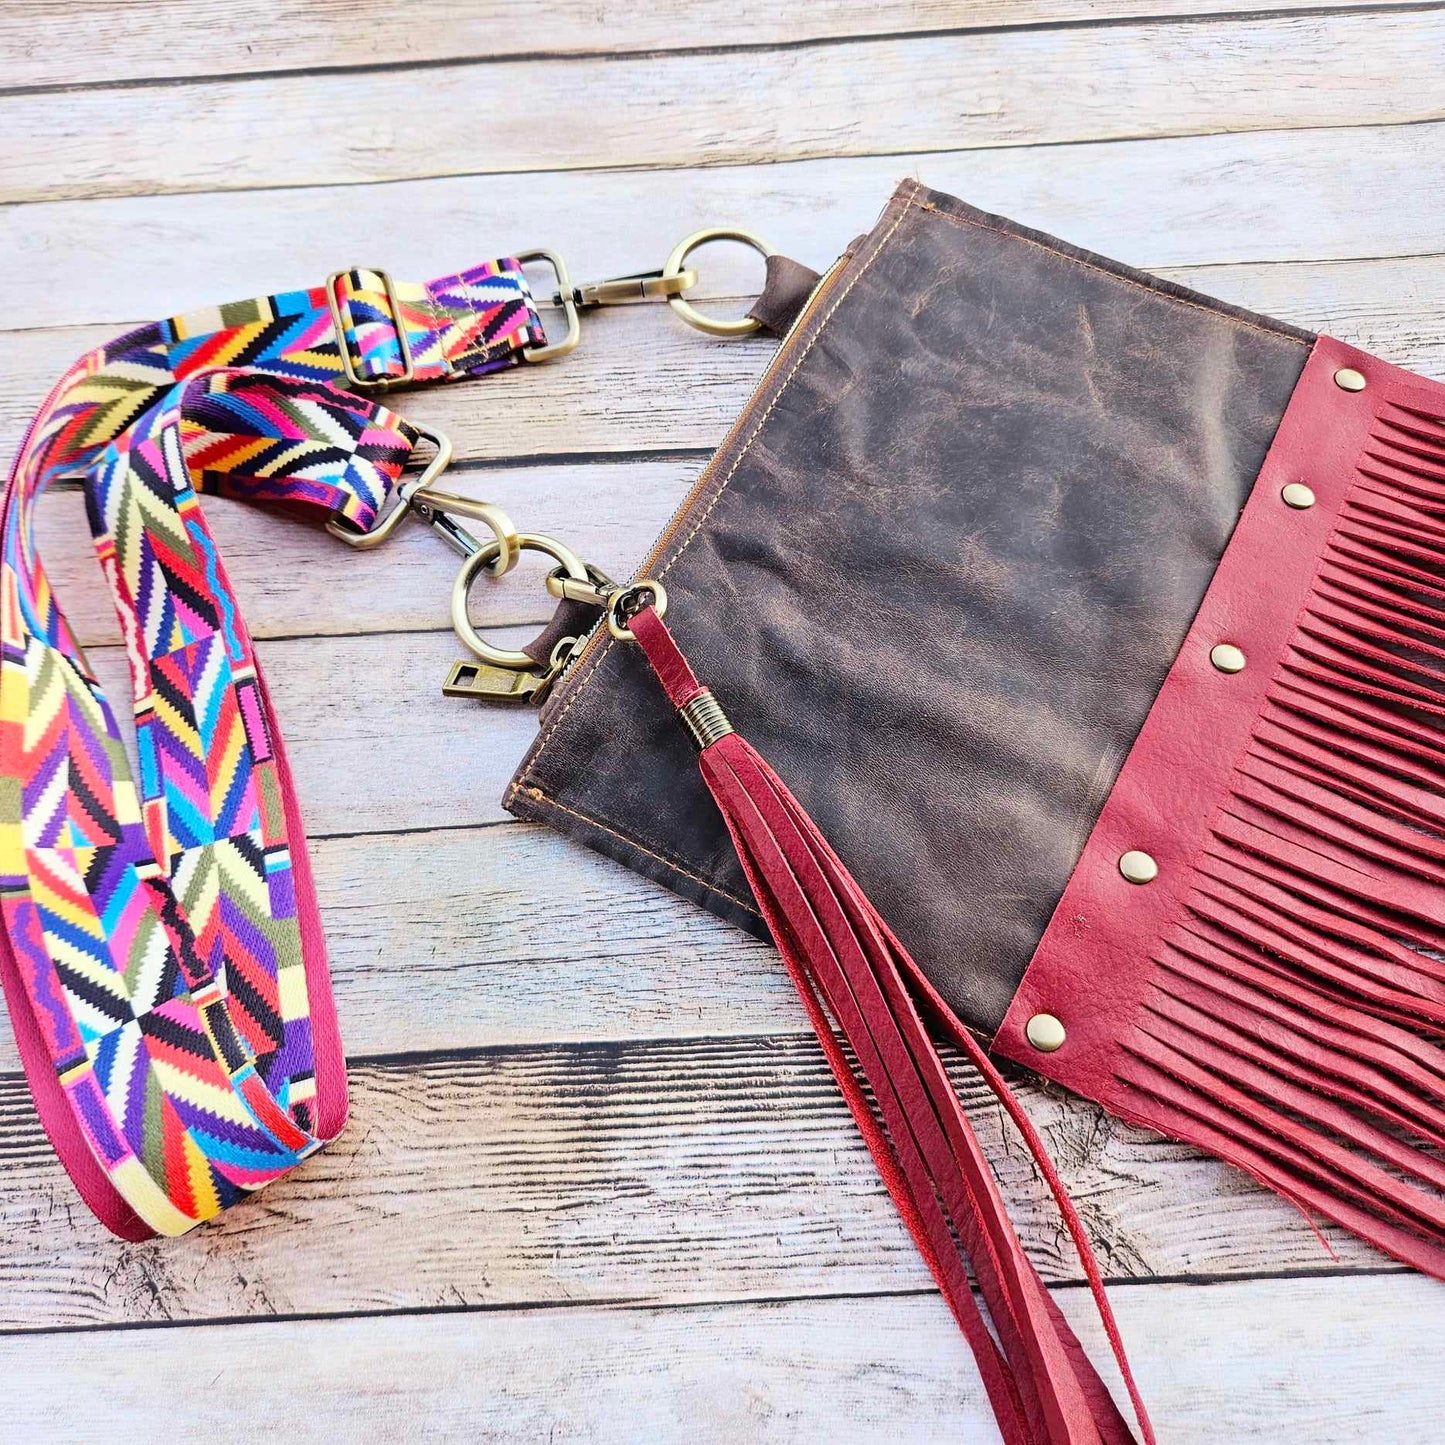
[
  {"xmin": 3, "ymin": 0, "xmax": 1426, "ymax": 88},
  {"xmin": 6, "ymin": 12, "xmax": 1445, "ymax": 202},
  {"xmin": 0, "ymin": 1274, "xmax": 1431, "ymax": 1445},
  {"xmin": 0, "ymin": 1040, "xmax": 1374, "ymax": 1332},
  {"xmin": 5, "ymin": 123, "xmax": 1445, "ymax": 338},
  {"xmin": 4, "ymin": 4, "xmax": 1442, "ymax": 1432},
  {"xmin": 0, "ymin": 819, "xmax": 788, "ymax": 1076}
]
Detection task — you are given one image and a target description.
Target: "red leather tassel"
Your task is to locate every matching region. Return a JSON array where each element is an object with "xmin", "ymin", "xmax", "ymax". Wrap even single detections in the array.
[{"xmin": 630, "ymin": 605, "xmax": 1154, "ymax": 1445}]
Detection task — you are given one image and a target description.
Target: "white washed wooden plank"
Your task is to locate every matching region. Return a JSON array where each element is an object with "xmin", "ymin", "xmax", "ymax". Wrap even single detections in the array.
[
  {"xmin": 23, "ymin": 254, "xmax": 1445, "ymax": 836},
  {"xmin": 29, "ymin": 233, "xmax": 1445, "ymax": 646},
  {"xmin": 5, "ymin": 13, "xmax": 1444, "ymax": 203},
  {"xmin": 6, "ymin": 252, "xmax": 1445, "ymax": 477},
  {"xmin": 4, "ymin": 125, "xmax": 1445, "ymax": 336},
  {"xmin": 0, "ymin": 1274, "xmax": 1431, "ymax": 1445},
  {"xmin": 0, "ymin": 820, "xmax": 788, "ymax": 1076},
  {"xmin": 0, "ymin": 1040, "xmax": 1372, "ymax": 1331},
  {"xmin": 15, "ymin": 251, "xmax": 1445, "ymax": 840},
  {"xmin": 3, "ymin": 0, "xmax": 1423, "ymax": 89}
]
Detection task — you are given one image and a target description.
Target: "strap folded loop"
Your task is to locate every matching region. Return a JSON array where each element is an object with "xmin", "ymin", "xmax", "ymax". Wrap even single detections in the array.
[{"xmin": 0, "ymin": 256, "xmax": 542, "ymax": 1237}]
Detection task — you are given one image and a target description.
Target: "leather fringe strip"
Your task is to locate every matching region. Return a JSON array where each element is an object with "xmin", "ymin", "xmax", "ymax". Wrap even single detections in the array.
[{"xmin": 1115, "ymin": 381, "xmax": 1445, "ymax": 1275}]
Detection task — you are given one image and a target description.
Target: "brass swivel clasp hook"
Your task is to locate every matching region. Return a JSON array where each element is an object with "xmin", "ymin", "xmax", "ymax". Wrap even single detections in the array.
[
  {"xmin": 543, "ymin": 567, "xmax": 668, "ymax": 643},
  {"xmin": 520, "ymin": 226, "xmax": 777, "ymax": 361},
  {"xmin": 441, "ymin": 534, "xmax": 668, "ymax": 705},
  {"xmin": 323, "ymin": 428, "xmax": 664, "ymax": 703},
  {"xmin": 323, "ymin": 422, "xmax": 522, "ymax": 572}
]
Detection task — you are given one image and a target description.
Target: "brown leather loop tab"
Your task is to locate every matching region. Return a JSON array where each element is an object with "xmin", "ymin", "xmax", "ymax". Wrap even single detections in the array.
[
  {"xmin": 746, "ymin": 254, "xmax": 823, "ymax": 336},
  {"xmin": 521, "ymin": 597, "xmax": 599, "ymax": 667}
]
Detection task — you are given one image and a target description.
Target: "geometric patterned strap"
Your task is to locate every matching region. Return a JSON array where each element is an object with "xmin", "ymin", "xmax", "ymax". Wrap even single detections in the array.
[{"xmin": 0, "ymin": 259, "xmax": 544, "ymax": 1238}]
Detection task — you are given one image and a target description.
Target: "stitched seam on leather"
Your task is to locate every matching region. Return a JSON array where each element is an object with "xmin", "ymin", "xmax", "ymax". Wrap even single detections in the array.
[
  {"xmin": 650, "ymin": 187, "xmax": 918, "ymax": 583},
  {"xmin": 912, "ymin": 197, "xmax": 1311, "ymax": 348},
  {"xmin": 509, "ymin": 180, "xmax": 918, "ymax": 820},
  {"xmin": 515, "ymin": 784, "xmax": 762, "ymax": 918}
]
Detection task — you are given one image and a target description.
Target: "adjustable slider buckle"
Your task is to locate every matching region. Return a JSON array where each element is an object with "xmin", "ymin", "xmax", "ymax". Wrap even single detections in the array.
[{"xmin": 327, "ymin": 267, "xmax": 415, "ymax": 391}]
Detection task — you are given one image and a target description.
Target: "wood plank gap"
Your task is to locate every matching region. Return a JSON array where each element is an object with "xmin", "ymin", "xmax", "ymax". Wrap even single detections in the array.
[
  {"xmin": 1, "ymin": 1277, "xmax": 1434, "ymax": 1442},
  {"xmin": 450, "ymin": 447, "xmax": 716, "ymax": 473},
  {"xmin": 33, "ymin": 442, "xmax": 713, "ymax": 476},
  {"xmin": 0, "ymin": 1028, "xmax": 929, "ymax": 1079},
  {"xmin": 296, "ymin": 816, "xmax": 517, "ymax": 846},
  {"xmin": 0, "ymin": 1289, "xmax": 667, "ymax": 1341},
  {"xmin": 0, "ymin": 1288, "xmax": 947, "ymax": 1343},
  {"xmin": 13, "ymin": 113, "xmax": 1442, "ymax": 210},
  {"xmin": 1148, "ymin": 245, "xmax": 1445, "ymax": 274},
  {"xmin": 3, "ymin": 1, "xmax": 1439, "ymax": 101},
  {"xmin": 0, "ymin": 1265, "xmax": 1413, "ymax": 1343}
]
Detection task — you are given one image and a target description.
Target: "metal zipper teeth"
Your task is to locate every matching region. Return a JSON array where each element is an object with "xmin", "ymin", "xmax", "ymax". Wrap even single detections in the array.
[{"xmin": 553, "ymin": 252, "xmax": 853, "ymax": 693}]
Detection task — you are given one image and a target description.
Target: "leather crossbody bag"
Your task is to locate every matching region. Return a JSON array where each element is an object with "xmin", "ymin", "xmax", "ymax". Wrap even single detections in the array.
[{"xmin": 6, "ymin": 179, "xmax": 1444, "ymax": 1441}]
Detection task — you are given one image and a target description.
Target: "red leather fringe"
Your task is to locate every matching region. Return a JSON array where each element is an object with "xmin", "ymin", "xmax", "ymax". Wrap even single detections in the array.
[
  {"xmin": 632, "ymin": 606, "xmax": 1153, "ymax": 1445},
  {"xmin": 1113, "ymin": 388, "xmax": 1445, "ymax": 1276}
]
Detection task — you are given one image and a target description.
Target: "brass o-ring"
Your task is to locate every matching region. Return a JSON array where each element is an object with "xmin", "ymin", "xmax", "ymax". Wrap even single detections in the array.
[
  {"xmin": 663, "ymin": 228, "xmax": 776, "ymax": 337},
  {"xmin": 451, "ymin": 533, "xmax": 591, "ymax": 669}
]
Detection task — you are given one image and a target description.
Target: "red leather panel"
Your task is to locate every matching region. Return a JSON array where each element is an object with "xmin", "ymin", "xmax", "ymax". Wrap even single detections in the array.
[
  {"xmin": 995, "ymin": 335, "xmax": 1445, "ymax": 1275},
  {"xmin": 995, "ymin": 337, "xmax": 1360, "ymax": 1088}
]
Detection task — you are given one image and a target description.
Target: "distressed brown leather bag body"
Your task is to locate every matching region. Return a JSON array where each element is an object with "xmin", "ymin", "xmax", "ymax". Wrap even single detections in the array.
[
  {"xmin": 508, "ymin": 178, "xmax": 1445, "ymax": 1429},
  {"xmin": 513, "ymin": 180, "xmax": 1310, "ymax": 1034}
]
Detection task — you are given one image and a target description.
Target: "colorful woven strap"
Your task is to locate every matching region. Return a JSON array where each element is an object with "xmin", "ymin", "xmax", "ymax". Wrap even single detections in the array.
[{"xmin": 0, "ymin": 260, "xmax": 544, "ymax": 1239}]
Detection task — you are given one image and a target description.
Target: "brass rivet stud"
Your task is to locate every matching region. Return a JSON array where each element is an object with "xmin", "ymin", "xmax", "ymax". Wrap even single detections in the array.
[
  {"xmin": 1210, "ymin": 643, "xmax": 1246, "ymax": 674},
  {"xmin": 1119, "ymin": 850, "xmax": 1159, "ymax": 885},
  {"xmin": 1334, "ymin": 367, "xmax": 1367, "ymax": 393},
  {"xmin": 1281, "ymin": 483, "xmax": 1316, "ymax": 510},
  {"xmin": 1025, "ymin": 1013, "xmax": 1067, "ymax": 1053}
]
